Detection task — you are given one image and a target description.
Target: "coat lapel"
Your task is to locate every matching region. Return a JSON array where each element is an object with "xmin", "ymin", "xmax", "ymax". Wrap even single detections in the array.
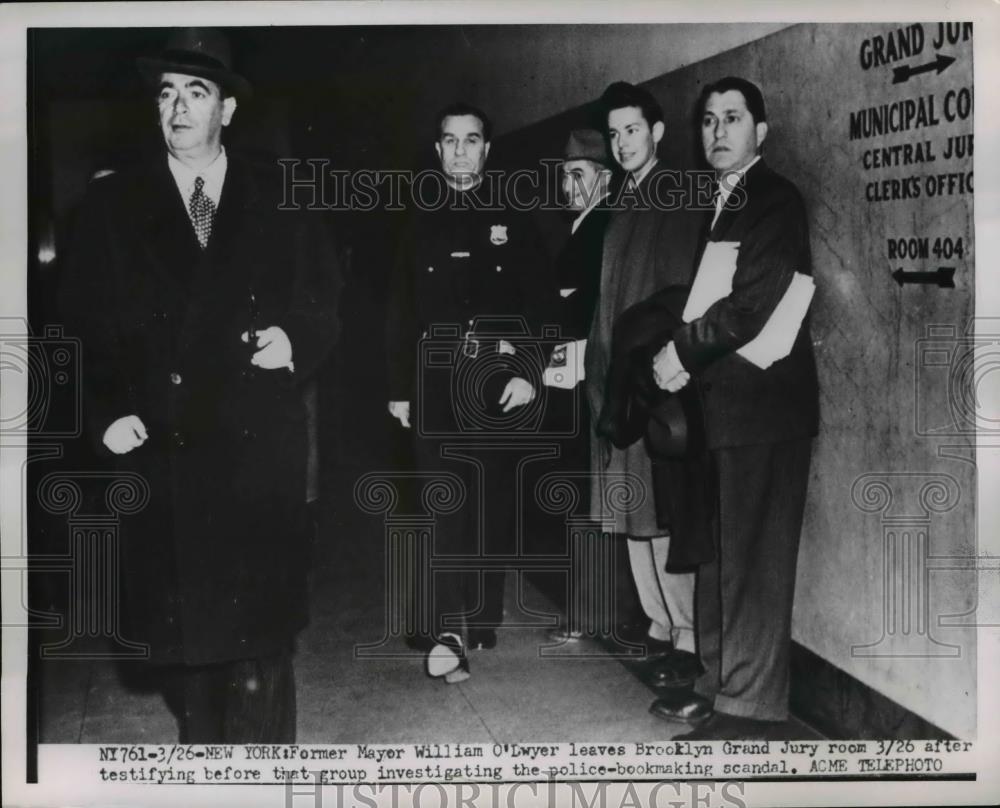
[
  {"xmin": 710, "ymin": 159, "xmax": 769, "ymax": 241},
  {"xmin": 176, "ymin": 157, "xmax": 270, "ymax": 353},
  {"xmin": 135, "ymin": 155, "xmax": 204, "ymax": 300}
]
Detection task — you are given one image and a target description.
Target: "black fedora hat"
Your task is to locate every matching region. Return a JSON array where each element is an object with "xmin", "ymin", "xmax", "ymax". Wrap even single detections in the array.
[
  {"xmin": 563, "ymin": 128, "xmax": 612, "ymax": 167},
  {"xmin": 137, "ymin": 28, "xmax": 252, "ymax": 99}
]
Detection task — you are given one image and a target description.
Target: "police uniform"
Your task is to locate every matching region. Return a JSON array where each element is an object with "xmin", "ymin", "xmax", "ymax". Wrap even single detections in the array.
[{"xmin": 387, "ymin": 185, "xmax": 557, "ymax": 641}]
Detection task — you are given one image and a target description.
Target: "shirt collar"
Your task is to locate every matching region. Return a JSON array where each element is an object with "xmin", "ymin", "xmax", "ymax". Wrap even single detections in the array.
[
  {"xmin": 712, "ymin": 155, "xmax": 761, "ymax": 229},
  {"xmin": 716, "ymin": 154, "xmax": 761, "ymax": 203},
  {"xmin": 167, "ymin": 147, "xmax": 228, "ymax": 206},
  {"xmin": 629, "ymin": 157, "xmax": 658, "ymax": 189}
]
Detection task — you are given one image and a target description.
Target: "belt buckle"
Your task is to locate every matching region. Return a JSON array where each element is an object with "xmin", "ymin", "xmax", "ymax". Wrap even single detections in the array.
[{"xmin": 462, "ymin": 333, "xmax": 480, "ymax": 358}]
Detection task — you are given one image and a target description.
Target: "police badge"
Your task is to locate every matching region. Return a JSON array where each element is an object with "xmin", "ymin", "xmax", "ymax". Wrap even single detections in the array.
[{"xmin": 489, "ymin": 225, "xmax": 508, "ymax": 245}]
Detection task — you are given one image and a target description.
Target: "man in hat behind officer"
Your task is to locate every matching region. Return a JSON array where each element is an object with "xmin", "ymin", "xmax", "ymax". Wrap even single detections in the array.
[
  {"xmin": 545, "ymin": 129, "xmax": 613, "ymax": 642},
  {"xmin": 59, "ymin": 29, "xmax": 340, "ymax": 742}
]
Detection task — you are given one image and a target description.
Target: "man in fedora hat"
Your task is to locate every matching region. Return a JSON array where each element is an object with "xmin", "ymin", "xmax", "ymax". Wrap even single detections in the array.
[
  {"xmin": 555, "ymin": 129, "xmax": 614, "ymax": 340},
  {"xmin": 59, "ymin": 28, "xmax": 340, "ymax": 742},
  {"xmin": 544, "ymin": 128, "xmax": 613, "ymax": 643}
]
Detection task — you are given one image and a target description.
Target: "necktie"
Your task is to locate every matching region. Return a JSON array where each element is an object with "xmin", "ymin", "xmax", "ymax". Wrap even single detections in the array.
[
  {"xmin": 710, "ymin": 184, "xmax": 724, "ymax": 230},
  {"xmin": 189, "ymin": 176, "xmax": 215, "ymax": 249}
]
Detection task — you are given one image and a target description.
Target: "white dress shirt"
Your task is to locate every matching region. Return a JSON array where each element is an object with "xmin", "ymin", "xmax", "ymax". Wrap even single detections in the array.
[{"xmin": 712, "ymin": 154, "xmax": 761, "ymax": 230}]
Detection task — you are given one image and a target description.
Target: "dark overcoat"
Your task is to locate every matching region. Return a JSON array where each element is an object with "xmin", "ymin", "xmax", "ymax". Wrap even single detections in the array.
[
  {"xmin": 554, "ymin": 205, "xmax": 612, "ymax": 339},
  {"xmin": 584, "ymin": 164, "xmax": 700, "ymax": 534},
  {"xmin": 59, "ymin": 153, "xmax": 341, "ymax": 666}
]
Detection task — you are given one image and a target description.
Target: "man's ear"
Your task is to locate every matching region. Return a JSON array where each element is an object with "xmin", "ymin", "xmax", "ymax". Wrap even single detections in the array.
[
  {"xmin": 222, "ymin": 96, "xmax": 237, "ymax": 127},
  {"xmin": 755, "ymin": 121, "xmax": 768, "ymax": 150},
  {"xmin": 651, "ymin": 120, "xmax": 665, "ymax": 145},
  {"xmin": 434, "ymin": 142, "xmax": 443, "ymax": 163},
  {"xmin": 484, "ymin": 141, "xmax": 491, "ymax": 160}
]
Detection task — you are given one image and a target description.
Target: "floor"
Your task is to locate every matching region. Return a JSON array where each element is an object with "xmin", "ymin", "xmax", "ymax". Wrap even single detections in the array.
[{"xmin": 33, "ymin": 479, "xmax": 820, "ymax": 745}]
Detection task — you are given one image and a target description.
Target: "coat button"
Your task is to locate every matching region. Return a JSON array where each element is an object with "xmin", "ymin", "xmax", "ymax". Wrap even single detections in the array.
[
  {"xmin": 170, "ymin": 372, "xmax": 182, "ymax": 385},
  {"xmin": 172, "ymin": 431, "xmax": 185, "ymax": 447},
  {"xmin": 427, "ymin": 266, "xmax": 434, "ymax": 272},
  {"xmin": 241, "ymin": 427, "xmax": 255, "ymax": 440},
  {"xmin": 496, "ymin": 265, "xmax": 502, "ymax": 272}
]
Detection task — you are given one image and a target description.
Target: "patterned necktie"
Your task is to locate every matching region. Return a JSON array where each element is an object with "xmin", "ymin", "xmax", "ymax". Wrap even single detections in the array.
[{"xmin": 189, "ymin": 176, "xmax": 215, "ymax": 249}]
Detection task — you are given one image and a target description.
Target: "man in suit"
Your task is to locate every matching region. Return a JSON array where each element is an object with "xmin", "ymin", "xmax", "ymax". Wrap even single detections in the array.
[
  {"xmin": 650, "ymin": 77, "xmax": 819, "ymax": 739},
  {"xmin": 555, "ymin": 129, "xmax": 613, "ymax": 340},
  {"xmin": 386, "ymin": 103, "xmax": 556, "ymax": 681},
  {"xmin": 586, "ymin": 82, "xmax": 701, "ymax": 687},
  {"xmin": 59, "ymin": 29, "xmax": 340, "ymax": 742},
  {"xmin": 546, "ymin": 129, "xmax": 613, "ymax": 643}
]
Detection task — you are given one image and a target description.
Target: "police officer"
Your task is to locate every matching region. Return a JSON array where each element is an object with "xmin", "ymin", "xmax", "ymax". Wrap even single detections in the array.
[{"xmin": 386, "ymin": 102, "xmax": 557, "ymax": 681}]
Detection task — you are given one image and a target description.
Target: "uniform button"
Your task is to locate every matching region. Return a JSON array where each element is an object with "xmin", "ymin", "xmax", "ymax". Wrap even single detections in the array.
[
  {"xmin": 241, "ymin": 427, "xmax": 255, "ymax": 440},
  {"xmin": 496, "ymin": 265, "xmax": 502, "ymax": 272},
  {"xmin": 172, "ymin": 431, "xmax": 185, "ymax": 447},
  {"xmin": 170, "ymin": 372, "xmax": 182, "ymax": 385},
  {"xmin": 427, "ymin": 266, "xmax": 434, "ymax": 273}
]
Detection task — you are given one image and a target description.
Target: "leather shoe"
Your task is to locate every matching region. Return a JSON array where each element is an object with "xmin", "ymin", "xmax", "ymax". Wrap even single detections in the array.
[
  {"xmin": 614, "ymin": 620, "xmax": 651, "ymax": 645},
  {"xmin": 404, "ymin": 634, "xmax": 435, "ymax": 652},
  {"xmin": 647, "ymin": 650, "xmax": 704, "ymax": 689},
  {"xmin": 673, "ymin": 712, "xmax": 791, "ymax": 740},
  {"xmin": 466, "ymin": 628, "xmax": 497, "ymax": 650},
  {"xmin": 427, "ymin": 633, "xmax": 470, "ymax": 683},
  {"xmin": 649, "ymin": 691, "xmax": 713, "ymax": 725}
]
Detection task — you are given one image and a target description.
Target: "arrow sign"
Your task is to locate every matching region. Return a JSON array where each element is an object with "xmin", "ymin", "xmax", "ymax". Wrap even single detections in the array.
[
  {"xmin": 893, "ymin": 267, "xmax": 955, "ymax": 288},
  {"xmin": 892, "ymin": 53, "xmax": 956, "ymax": 84}
]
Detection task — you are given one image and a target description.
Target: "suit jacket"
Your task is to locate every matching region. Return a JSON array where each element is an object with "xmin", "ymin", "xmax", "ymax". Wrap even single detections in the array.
[
  {"xmin": 672, "ymin": 159, "xmax": 819, "ymax": 450},
  {"xmin": 59, "ymin": 153, "xmax": 341, "ymax": 665},
  {"xmin": 385, "ymin": 188, "xmax": 558, "ymax": 433}
]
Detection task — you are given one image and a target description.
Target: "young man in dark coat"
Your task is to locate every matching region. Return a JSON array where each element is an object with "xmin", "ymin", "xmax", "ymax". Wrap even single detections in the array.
[
  {"xmin": 59, "ymin": 29, "xmax": 341, "ymax": 742},
  {"xmin": 649, "ymin": 77, "xmax": 819, "ymax": 739},
  {"xmin": 586, "ymin": 82, "xmax": 702, "ymax": 688}
]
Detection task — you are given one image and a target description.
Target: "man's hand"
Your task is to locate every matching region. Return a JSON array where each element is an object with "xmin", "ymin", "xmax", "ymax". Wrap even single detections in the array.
[
  {"xmin": 241, "ymin": 326, "xmax": 293, "ymax": 371},
  {"xmin": 652, "ymin": 341, "xmax": 690, "ymax": 393},
  {"xmin": 103, "ymin": 415, "xmax": 148, "ymax": 455},
  {"xmin": 388, "ymin": 401, "xmax": 411, "ymax": 428},
  {"xmin": 499, "ymin": 377, "xmax": 535, "ymax": 412}
]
